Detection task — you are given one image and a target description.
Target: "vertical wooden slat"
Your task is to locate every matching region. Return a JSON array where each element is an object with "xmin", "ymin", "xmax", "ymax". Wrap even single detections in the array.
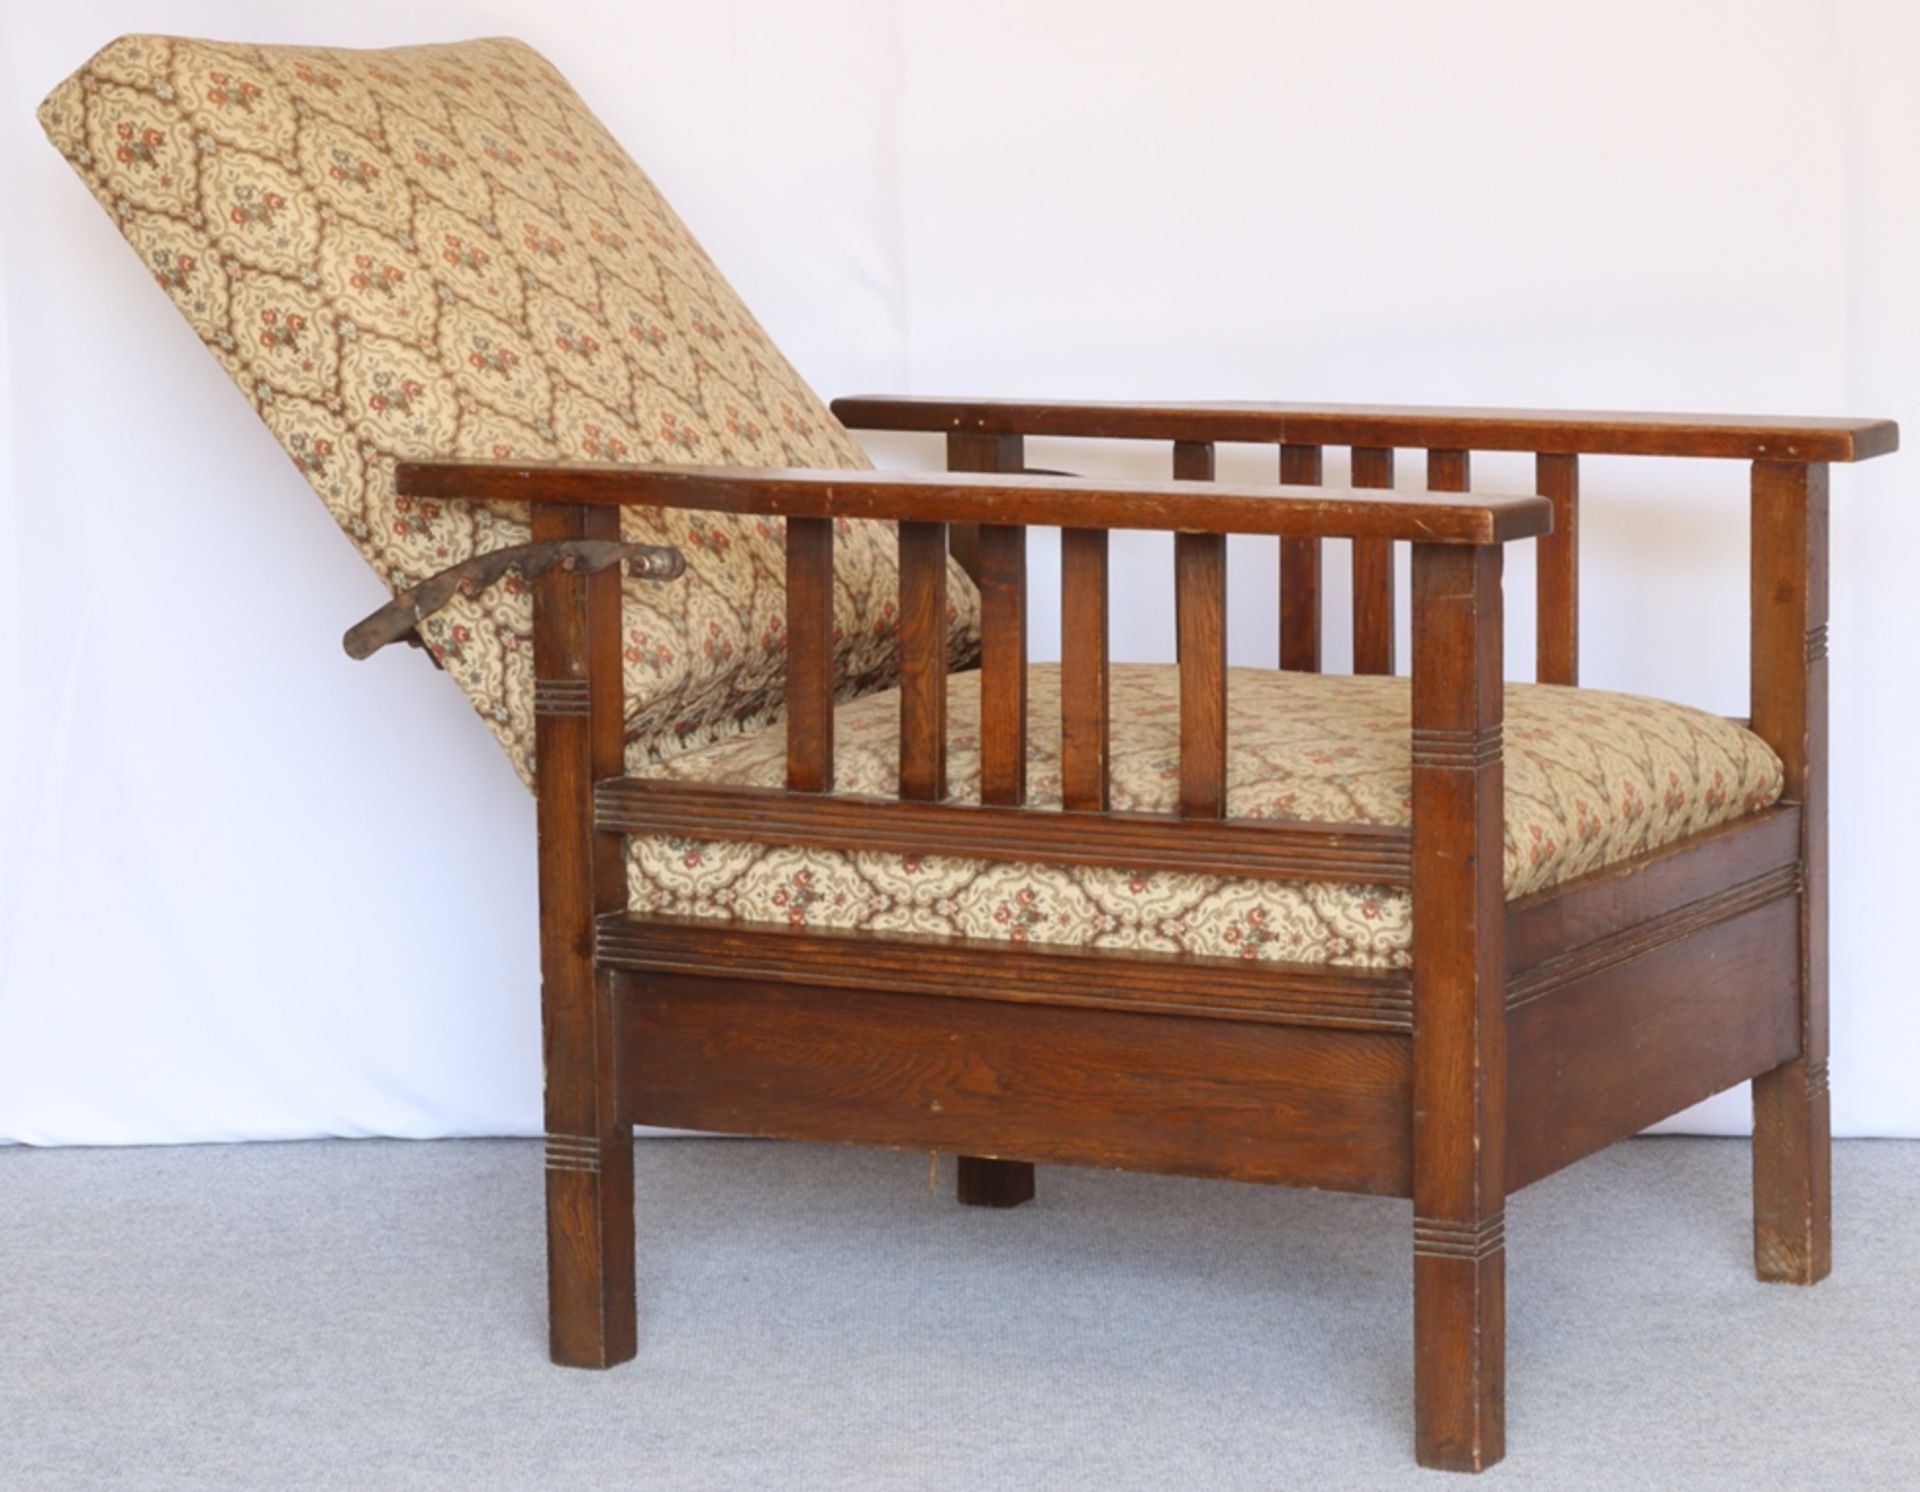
[
  {"xmin": 1749, "ymin": 460, "xmax": 1831, "ymax": 1285},
  {"xmin": 945, "ymin": 432, "xmax": 1024, "ymax": 586},
  {"xmin": 1351, "ymin": 447, "xmax": 1396, "ymax": 675},
  {"xmin": 1535, "ymin": 453, "xmax": 1580, "ymax": 685},
  {"xmin": 1279, "ymin": 444, "xmax": 1323, "ymax": 672},
  {"xmin": 977, "ymin": 524, "xmax": 1028, "ymax": 807},
  {"xmin": 1172, "ymin": 440, "xmax": 1215, "ymax": 483},
  {"xmin": 1060, "ymin": 527, "xmax": 1111, "ymax": 812},
  {"xmin": 1409, "ymin": 540, "xmax": 1507, "ymax": 1472},
  {"xmin": 1175, "ymin": 531, "xmax": 1228, "ymax": 819},
  {"xmin": 531, "ymin": 500, "xmax": 635, "ymax": 1368},
  {"xmin": 785, "ymin": 516, "xmax": 835, "ymax": 793},
  {"xmin": 898, "ymin": 521, "xmax": 950, "ymax": 802},
  {"xmin": 1427, "ymin": 448, "xmax": 1471, "ymax": 494}
]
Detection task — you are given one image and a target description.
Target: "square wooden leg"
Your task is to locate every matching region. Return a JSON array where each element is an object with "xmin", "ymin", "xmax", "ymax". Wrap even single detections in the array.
[
  {"xmin": 1414, "ymin": 1215, "xmax": 1506, "ymax": 1471},
  {"xmin": 1752, "ymin": 1057, "xmax": 1832, "ymax": 1284},
  {"xmin": 545, "ymin": 1131, "xmax": 637, "ymax": 1367},
  {"xmin": 956, "ymin": 1156, "xmax": 1035, "ymax": 1208}
]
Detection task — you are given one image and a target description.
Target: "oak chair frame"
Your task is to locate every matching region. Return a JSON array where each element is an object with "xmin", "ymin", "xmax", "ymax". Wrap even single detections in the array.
[{"xmin": 394, "ymin": 399, "xmax": 1894, "ymax": 1473}]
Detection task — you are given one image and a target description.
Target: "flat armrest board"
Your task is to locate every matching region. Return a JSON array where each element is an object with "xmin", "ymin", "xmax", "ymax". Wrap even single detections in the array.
[
  {"xmin": 832, "ymin": 396, "xmax": 1899, "ymax": 463},
  {"xmin": 37, "ymin": 35, "xmax": 980, "ymax": 783},
  {"xmin": 396, "ymin": 461, "xmax": 1553, "ymax": 545}
]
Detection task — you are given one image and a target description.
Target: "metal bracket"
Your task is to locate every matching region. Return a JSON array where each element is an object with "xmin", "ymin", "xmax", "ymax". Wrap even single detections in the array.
[{"xmin": 343, "ymin": 539, "xmax": 684, "ymax": 661}]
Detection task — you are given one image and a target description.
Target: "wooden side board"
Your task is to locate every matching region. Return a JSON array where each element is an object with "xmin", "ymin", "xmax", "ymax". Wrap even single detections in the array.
[
  {"xmin": 602, "ymin": 808, "xmax": 1805, "ymax": 1205},
  {"xmin": 621, "ymin": 973, "xmax": 1415, "ymax": 1195}
]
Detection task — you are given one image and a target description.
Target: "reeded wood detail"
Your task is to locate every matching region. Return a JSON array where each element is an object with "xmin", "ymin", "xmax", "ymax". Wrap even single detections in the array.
[
  {"xmin": 533, "ymin": 677, "xmax": 593, "ymax": 717},
  {"xmin": 545, "ymin": 1134, "xmax": 603, "ymax": 1175},
  {"xmin": 1279, "ymin": 444, "xmax": 1324, "ymax": 672},
  {"xmin": 594, "ymin": 779, "xmax": 1415, "ymax": 885},
  {"xmin": 1413, "ymin": 1213, "xmax": 1505, "ymax": 1262},
  {"xmin": 1507, "ymin": 865, "xmax": 1800, "ymax": 1009},
  {"xmin": 1409, "ymin": 724, "xmax": 1502, "ymax": 772},
  {"xmin": 598, "ymin": 914, "xmax": 1416, "ymax": 1033},
  {"xmin": 1351, "ymin": 447, "xmax": 1396, "ymax": 675},
  {"xmin": 785, "ymin": 516, "xmax": 835, "ymax": 794}
]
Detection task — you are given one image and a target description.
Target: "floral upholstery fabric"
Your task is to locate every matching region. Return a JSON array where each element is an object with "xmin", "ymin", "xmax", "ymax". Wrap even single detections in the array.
[
  {"xmin": 38, "ymin": 35, "xmax": 979, "ymax": 781},
  {"xmin": 628, "ymin": 666, "xmax": 1785, "ymax": 968}
]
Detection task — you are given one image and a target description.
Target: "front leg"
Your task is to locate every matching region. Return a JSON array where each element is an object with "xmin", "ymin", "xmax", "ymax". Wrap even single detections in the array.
[
  {"xmin": 533, "ymin": 502, "xmax": 641, "ymax": 1366},
  {"xmin": 1409, "ymin": 543, "xmax": 1508, "ymax": 1472}
]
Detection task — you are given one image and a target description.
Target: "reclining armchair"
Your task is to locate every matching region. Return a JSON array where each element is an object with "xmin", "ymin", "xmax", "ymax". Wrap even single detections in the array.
[{"xmin": 40, "ymin": 34, "xmax": 1896, "ymax": 1473}]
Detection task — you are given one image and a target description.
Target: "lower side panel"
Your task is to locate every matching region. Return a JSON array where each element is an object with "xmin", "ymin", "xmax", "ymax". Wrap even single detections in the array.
[
  {"xmin": 620, "ymin": 973, "xmax": 1413, "ymax": 1195},
  {"xmin": 1505, "ymin": 898, "xmax": 1800, "ymax": 1191}
]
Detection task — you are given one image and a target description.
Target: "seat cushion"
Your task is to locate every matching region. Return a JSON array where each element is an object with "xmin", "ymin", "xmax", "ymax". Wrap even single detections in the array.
[
  {"xmin": 38, "ymin": 35, "xmax": 979, "ymax": 780},
  {"xmin": 627, "ymin": 666, "xmax": 1784, "ymax": 968}
]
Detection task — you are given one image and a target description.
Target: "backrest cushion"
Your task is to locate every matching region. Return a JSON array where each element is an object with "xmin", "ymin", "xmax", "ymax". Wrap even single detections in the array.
[{"xmin": 38, "ymin": 35, "xmax": 979, "ymax": 782}]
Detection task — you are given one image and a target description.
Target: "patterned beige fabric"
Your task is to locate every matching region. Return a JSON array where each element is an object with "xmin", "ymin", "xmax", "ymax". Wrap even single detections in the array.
[
  {"xmin": 628, "ymin": 666, "xmax": 1784, "ymax": 968},
  {"xmin": 38, "ymin": 35, "xmax": 979, "ymax": 780}
]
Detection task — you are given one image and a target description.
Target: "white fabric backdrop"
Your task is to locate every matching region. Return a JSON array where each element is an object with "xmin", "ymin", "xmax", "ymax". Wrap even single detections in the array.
[{"xmin": 2, "ymin": 0, "xmax": 1914, "ymax": 1144}]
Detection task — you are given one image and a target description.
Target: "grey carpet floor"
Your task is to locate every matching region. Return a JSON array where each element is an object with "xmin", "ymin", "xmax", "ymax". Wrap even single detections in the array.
[{"xmin": 2, "ymin": 1137, "xmax": 1916, "ymax": 1491}]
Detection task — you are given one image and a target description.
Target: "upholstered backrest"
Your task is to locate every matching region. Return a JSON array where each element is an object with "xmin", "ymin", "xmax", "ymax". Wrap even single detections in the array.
[{"xmin": 38, "ymin": 35, "xmax": 978, "ymax": 782}]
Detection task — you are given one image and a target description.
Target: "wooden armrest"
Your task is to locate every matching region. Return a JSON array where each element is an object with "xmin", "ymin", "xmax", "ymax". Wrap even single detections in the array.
[
  {"xmin": 393, "ymin": 461, "xmax": 1551, "ymax": 545},
  {"xmin": 831, "ymin": 396, "xmax": 1899, "ymax": 463}
]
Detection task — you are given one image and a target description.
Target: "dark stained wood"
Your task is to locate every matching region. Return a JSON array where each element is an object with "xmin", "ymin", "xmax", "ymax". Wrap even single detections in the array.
[
  {"xmin": 1506, "ymin": 807, "xmax": 1801, "ymax": 975},
  {"xmin": 1506, "ymin": 898, "xmax": 1800, "ymax": 1192},
  {"xmin": 1427, "ymin": 448, "xmax": 1472, "ymax": 494},
  {"xmin": 897, "ymin": 520, "xmax": 949, "ymax": 802},
  {"xmin": 596, "ymin": 779, "xmax": 1414, "ymax": 884},
  {"xmin": 830, "ymin": 395, "xmax": 1899, "ymax": 462},
  {"xmin": 1060, "ymin": 528, "xmax": 1112, "ymax": 812},
  {"xmin": 379, "ymin": 394, "xmax": 1892, "ymax": 1469},
  {"xmin": 1351, "ymin": 447, "xmax": 1397, "ymax": 676},
  {"xmin": 976, "ymin": 524, "xmax": 1028, "ymax": 807},
  {"xmin": 621, "ymin": 973, "xmax": 1414, "ymax": 1195},
  {"xmin": 944, "ymin": 438, "xmax": 1030, "ymax": 1208},
  {"xmin": 1749, "ymin": 460, "xmax": 1831, "ymax": 1285},
  {"xmin": 530, "ymin": 501, "xmax": 635, "ymax": 1370},
  {"xmin": 1534, "ymin": 453, "xmax": 1580, "ymax": 685},
  {"xmin": 395, "ymin": 462, "xmax": 1555, "ymax": 546},
  {"xmin": 1175, "ymin": 530, "xmax": 1228, "ymax": 818},
  {"xmin": 597, "ymin": 913, "xmax": 1415, "ymax": 1033},
  {"xmin": 784, "ymin": 516, "xmax": 835, "ymax": 793},
  {"xmin": 1278, "ymin": 444, "xmax": 1323, "ymax": 672},
  {"xmin": 945, "ymin": 432, "xmax": 1024, "ymax": 586},
  {"xmin": 1409, "ymin": 541, "xmax": 1506, "ymax": 1472},
  {"xmin": 957, "ymin": 1155, "xmax": 1036, "ymax": 1208}
]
